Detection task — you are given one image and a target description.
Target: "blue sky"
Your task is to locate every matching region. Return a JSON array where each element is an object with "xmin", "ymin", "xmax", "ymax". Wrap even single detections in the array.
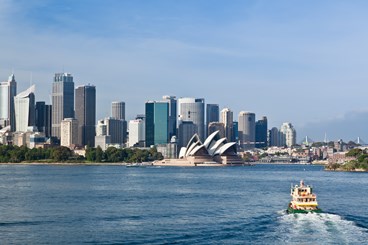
[{"xmin": 1, "ymin": 0, "xmax": 368, "ymax": 142}]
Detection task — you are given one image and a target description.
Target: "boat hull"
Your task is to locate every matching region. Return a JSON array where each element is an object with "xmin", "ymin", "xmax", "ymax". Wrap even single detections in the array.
[{"xmin": 287, "ymin": 207, "xmax": 322, "ymax": 214}]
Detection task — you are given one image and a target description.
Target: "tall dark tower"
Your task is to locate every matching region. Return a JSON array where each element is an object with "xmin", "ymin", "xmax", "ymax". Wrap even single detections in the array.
[
  {"xmin": 206, "ymin": 104, "xmax": 219, "ymax": 137},
  {"xmin": 75, "ymin": 85, "xmax": 96, "ymax": 146},
  {"xmin": 162, "ymin": 95, "xmax": 177, "ymax": 139},
  {"xmin": 255, "ymin": 116, "xmax": 268, "ymax": 148},
  {"xmin": 51, "ymin": 73, "xmax": 74, "ymax": 139}
]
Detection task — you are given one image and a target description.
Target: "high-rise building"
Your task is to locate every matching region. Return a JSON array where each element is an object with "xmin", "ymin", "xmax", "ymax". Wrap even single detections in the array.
[
  {"xmin": 255, "ymin": 116, "xmax": 268, "ymax": 148},
  {"xmin": 280, "ymin": 122, "xmax": 296, "ymax": 147},
  {"xmin": 220, "ymin": 108, "xmax": 233, "ymax": 141},
  {"xmin": 128, "ymin": 119, "xmax": 145, "ymax": 147},
  {"xmin": 75, "ymin": 85, "xmax": 96, "ymax": 147},
  {"xmin": 206, "ymin": 104, "xmax": 219, "ymax": 137},
  {"xmin": 178, "ymin": 98, "xmax": 205, "ymax": 141},
  {"xmin": 232, "ymin": 121, "xmax": 239, "ymax": 143},
  {"xmin": 52, "ymin": 73, "xmax": 74, "ymax": 139},
  {"xmin": 162, "ymin": 95, "xmax": 177, "ymax": 139},
  {"xmin": 111, "ymin": 101, "xmax": 125, "ymax": 120},
  {"xmin": 35, "ymin": 102, "xmax": 52, "ymax": 138},
  {"xmin": 0, "ymin": 74, "xmax": 17, "ymax": 131},
  {"xmin": 145, "ymin": 101, "xmax": 169, "ymax": 146},
  {"xmin": 96, "ymin": 117, "xmax": 126, "ymax": 145},
  {"xmin": 269, "ymin": 127, "xmax": 279, "ymax": 147},
  {"xmin": 178, "ymin": 121, "xmax": 198, "ymax": 149},
  {"xmin": 61, "ymin": 118, "xmax": 78, "ymax": 147},
  {"xmin": 238, "ymin": 111, "xmax": 256, "ymax": 150},
  {"xmin": 14, "ymin": 85, "xmax": 35, "ymax": 132},
  {"xmin": 208, "ymin": 122, "xmax": 225, "ymax": 138}
]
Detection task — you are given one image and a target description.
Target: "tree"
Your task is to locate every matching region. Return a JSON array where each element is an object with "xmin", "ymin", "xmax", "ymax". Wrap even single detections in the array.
[{"xmin": 52, "ymin": 146, "xmax": 72, "ymax": 162}]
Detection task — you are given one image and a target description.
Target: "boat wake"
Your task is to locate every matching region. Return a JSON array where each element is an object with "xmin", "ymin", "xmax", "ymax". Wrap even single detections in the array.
[{"xmin": 276, "ymin": 212, "xmax": 368, "ymax": 244}]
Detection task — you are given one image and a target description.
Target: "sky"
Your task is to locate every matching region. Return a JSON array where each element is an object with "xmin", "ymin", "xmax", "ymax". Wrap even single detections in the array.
[{"xmin": 1, "ymin": 0, "xmax": 368, "ymax": 142}]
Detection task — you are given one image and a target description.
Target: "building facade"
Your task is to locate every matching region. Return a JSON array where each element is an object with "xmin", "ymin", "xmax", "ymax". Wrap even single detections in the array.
[
  {"xmin": 0, "ymin": 74, "xmax": 17, "ymax": 131},
  {"xmin": 61, "ymin": 118, "xmax": 78, "ymax": 147},
  {"xmin": 75, "ymin": 85, "xmax": 96, "ymax": 147},
  {"xmin": 145, "ymin": 101, "xmax": 169, "ymax": 146},
  {"xmin": 238, "ymin": 111, "xmax": 256, "ymax": 150},
  {"xmin": 35, "ymin": 102, "xmax": 52, "ymax": 138},
  {"xmin": 255, "ymin": 116, "xmax": 268, "ymax": 148},
  {"xmin": 279, "ymin": 122, "xmax": 296, "ymax": 147},
  {"xmin": 14, "ymin": 85, "xmax": 35, "ymax": 132},
  {"xmin": 220, "ymin": 108, "xmax": 233, "ymax": 142},
  {"xmin": 96, "ymin": 117, "xmax": 126, "ymax": 146},
  {"xmin": 269, "ymin": 127, "xmax": 279, "ymax": 147},
  {"xmin": 128, "ymin": 119, "xmax": 145, "ymax": 147},
  {"xmin": 178, "ymin": 97, "xmax": 205, "ymax": 141},
  {"xmin": 178, "ymin": 121, "xmax": 198, "ymax": 149},
  {"xmin": 111, "ymin": 101, "xmax": 125, "ymax": 120},
  {"xmin": 52, "ymin": 73, "xmax": 74, "ymax": 139},
  {"xmin": 162, "ymin": 95, "xmax": 177, "ymax": 139},
  {"xmin": 208, "ymin": 122, "xmax": 225, "ymax": 139},
  {"xmin": 206, "ymin": 104, "xmax": 219, "ymax": 137}
]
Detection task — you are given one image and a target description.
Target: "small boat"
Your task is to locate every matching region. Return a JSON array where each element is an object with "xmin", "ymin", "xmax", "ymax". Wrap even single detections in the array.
[{"xmin": 287, "ymin": 180, "xmax": 322, "ymax": 214}]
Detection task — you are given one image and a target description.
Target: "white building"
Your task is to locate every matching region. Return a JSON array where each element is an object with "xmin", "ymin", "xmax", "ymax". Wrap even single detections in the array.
[
  {"xmin": 61, "ymin": 118, "xmax": 78, "ymax": 147},
  {"xmin": 279, "ymin": 122, "xmax": 296, "ymax": 147},
  {"xmin": 14, "ymin": 85, "xmax": 35, "ymax": 132},
  {"xmin": 220, "ymin": 108, "xmax": 233, "ymax": 142},
  {"xmin": 0, "ymin": 74, "xmax": 17, "ymax": 131},
  {"xmin": 128, "ymin": 119, "xmax": 145, "ymax": 147}
]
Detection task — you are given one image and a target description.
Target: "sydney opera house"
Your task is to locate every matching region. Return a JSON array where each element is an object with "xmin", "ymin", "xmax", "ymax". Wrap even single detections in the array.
[{"xmin": 154, "ymin": 130, "xmax": 245, "ymax": 166}]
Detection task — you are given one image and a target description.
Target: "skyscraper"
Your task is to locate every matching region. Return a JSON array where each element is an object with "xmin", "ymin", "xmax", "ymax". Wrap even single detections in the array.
[
  {"xmin": 52, "ymin": 73, "xmax": 74, "ymax": 139},
  {"xmin": 145, "ymin": 101, "xmax": 169, "ymax": 147},
  {"xmin": 280, "ymin": 122, "xmax": 296, "ymax": 147},
  {"xmin": 255, "ymin": 116, "xmax": 268, "ymax": 148},
  {"xmin": 232, "ymin": 121, "xmax": 239, "ymax": 143},
  {"xmin": 162, "ymin": 95, "xmax": 177, "ymax": 139},
  {"xmin": 0, "ymin": 74, "xmax": 17, "ymax": 131},
  {"xmin": 75, "ymin": 85, "xmax": 96, "ymax": 146},
  {"xmin": 208, "ymin": 122, "xmax": 225, "ymax": 138},
  {"xmin": 14, "ymin": 85, "xmax": 35, "ymax": 132},
  {"xmin": 206, "ymin": 104, "xmax": 219, "ymax": 136},
  {"xmin": 178, "ymin": 98, "xmax": 205, "ymax": 141},
  {"xmin": 269, "ymin": 127, "xmax": 279, "ymax": 147},
  {"xmin": 35, "ymin": 102, "xmax": 52, "ymax": 138},
  {"xmin": 178, "ymin": 121, "xmax": 197, "ymax": 149},
  {"xmin": 111, "ymin": 101, "xmax": 125, "ymax": 120},
  {"xmin": 220, "ymin": 108, "xmax": 233, "ymax": 141},
  {"xmin": 238, "ymin": 111, "xmax": 256, "ymax": 150},
  {"xmin": 96, "ymin": 117, "xmax": 126, "ymax": 145}
]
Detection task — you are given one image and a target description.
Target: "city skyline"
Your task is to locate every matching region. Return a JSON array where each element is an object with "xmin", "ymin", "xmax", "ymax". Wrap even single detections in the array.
[{"xmin": 1, "ymin": 1, "xmax": 368, "ymax": 141}]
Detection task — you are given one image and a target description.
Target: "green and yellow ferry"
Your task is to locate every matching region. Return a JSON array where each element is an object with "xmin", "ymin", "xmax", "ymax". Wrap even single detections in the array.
[{"xmin": 287, "ymin": 180, "xmax": 322, "ymax": 214}]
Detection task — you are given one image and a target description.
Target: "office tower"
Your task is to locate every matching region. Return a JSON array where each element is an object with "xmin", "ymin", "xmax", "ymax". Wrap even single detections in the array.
[
  {"xmin": 128, "ymin": 119, "xmax": 145, "ymax": 147},
  {"xmin": 269, "ymin": 127, "xmax": 279, "ymax": 146},
  {"xmin": 75, "ymin": 85, "xmax": 96, "ymax": 146},
  {"xmin": 279, "ymin": 122, "xmax": 296, "ymax": 147},
  {"xmin": 145, "ymin": 101, "xmax": 169, "ymax": 146},
  {"xmin": 136, "ymin": 114, "xmax": 145, "ymax": 120},
  {"xmin": 220, "ymin": 108, "xmax": 233, "ymax": 141},
  {"xmin": 206, "ymin": 104, "xmax": 219, "ymax": 137},
  {"xmin": 14, "ymin": 85, "xmax": 35, "ymax": 132},
  {"xmin": 96, "ymin": 117, "xmax": 125, "ymax": 145},
  {"xmin": 61, "ymin": 118, "xmax": 78, "ymax": 147},
  {"xmin": 238, "ymin": 111, "xmax": 256, "ymax": 150},
  {"xmin": 178, "ymin": 98, "xmax": 205, "ymax": 141},
  {"xmin": 232, "ymin": 121, "xmax": 238, "ymax": 142},
  {"xmin": 0, "ymin": 74, "xmax": 17, "ymax": 131},
  {"xmin": 162, "ymin": 95, "xmax": 177, "ymax": 139},
  {"xmin": 255, "ymin": 116, "xmax": 268, "ymax": 148},
  {"xmin": 178, "ymin": 121, "xmax": 198, "ymax": 149},
  {"xmin": 208, "ymin": 122, "xmax": 225, "ymax": 138},
  {"xmin": 112, "ymin": 101, "xmax": 125, "ymax": 120},
  {"xmin": 52, "ymin": 73, "xmax": 74, "ymax": 139},
  {"xmin": 35, "ymin": 102, "xmax": 52, "ymax": 137}
]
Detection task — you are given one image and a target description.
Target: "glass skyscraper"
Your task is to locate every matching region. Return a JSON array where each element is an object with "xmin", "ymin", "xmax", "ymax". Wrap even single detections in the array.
[
  {"xmin": 145, "ymin": 101, "xmax": 169, "ymax": 147},
  {"xmin": 178, "ymin": 98, "xmax": 205, "ymax": 141}
]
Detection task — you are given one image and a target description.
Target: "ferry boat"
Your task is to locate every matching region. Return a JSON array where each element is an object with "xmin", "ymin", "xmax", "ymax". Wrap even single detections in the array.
[{"xmin": 287, "ymin": 180, "xmax": 322, "ymax": 214}]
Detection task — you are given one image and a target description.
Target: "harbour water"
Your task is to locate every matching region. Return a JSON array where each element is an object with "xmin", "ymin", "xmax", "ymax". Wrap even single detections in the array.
[{"xmin": 0, "ymin": 164, "xmax": 367, "ymax": 244}]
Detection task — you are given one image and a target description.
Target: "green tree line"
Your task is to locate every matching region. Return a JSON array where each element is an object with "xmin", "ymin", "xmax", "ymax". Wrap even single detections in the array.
[{"xmin": 0, "ymin": 144, "xmax": 163, "ymax": 163}]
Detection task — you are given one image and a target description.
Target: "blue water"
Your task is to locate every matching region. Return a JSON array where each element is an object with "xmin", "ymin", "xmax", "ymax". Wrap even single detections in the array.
[{"xmin": 0, "ymin": 164, "xmax": 367, "ymax": 244}]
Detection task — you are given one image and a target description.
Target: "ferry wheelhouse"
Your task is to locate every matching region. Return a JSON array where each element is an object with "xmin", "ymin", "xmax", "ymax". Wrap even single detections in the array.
[{"xmin": 287, "ymin": 180, "xmax": 322, "ymax": 214}]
